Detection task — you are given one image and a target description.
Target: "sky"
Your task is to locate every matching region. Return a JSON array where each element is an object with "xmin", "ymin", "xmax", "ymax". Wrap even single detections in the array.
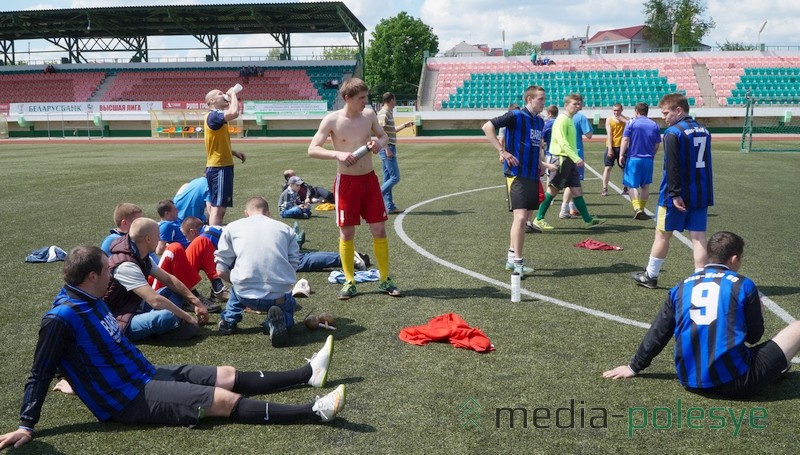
[{"xmin": 7, "ymin": 0, "xmax": 799, "ymax": 62}]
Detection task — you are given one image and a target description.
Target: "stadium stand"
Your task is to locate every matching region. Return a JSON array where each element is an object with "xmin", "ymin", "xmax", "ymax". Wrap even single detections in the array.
[
  {"xmin": 429, "ymin": 56, "xmax": 699, "ymax": 110},
  {"xmin": 427, "ymin": 52, "xmax": 800, "ymax": 110},
  {"xmin": 0, "ymin": 71, "xmax": 106, "ymax": 103},
  {"xmin": 695, "ymin": 55, "xmax": 800, "ymax": 106},
  {"xmin": 101, "ymin": 64, "xmax": 354, "ymax": 109}
]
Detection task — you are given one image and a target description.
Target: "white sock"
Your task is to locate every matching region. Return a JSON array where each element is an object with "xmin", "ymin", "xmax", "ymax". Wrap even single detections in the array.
[
  {"xmin": 569, "ymin": 202, "xmax": 577, "ymax": 211},
  {"xmin": 507, "ymin": 249, "xmax": 515, "ymax": 263},
  {"xmin": 560, "ymin": 202, "xmax": 569, "ymax": 213},
  {"xmin": 646, "ymin": 256, "xmax": 665, "ymax": 278}
]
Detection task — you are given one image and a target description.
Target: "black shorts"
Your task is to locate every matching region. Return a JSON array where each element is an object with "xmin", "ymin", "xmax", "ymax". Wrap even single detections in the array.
[
  {"xmin": 505, "ymin": 175, "xmax": 540, "ymax": 211},
  {"xmin": 699, "ymin": 340, "xmax": 788, "ymax": 399},
  {"xmin": 111, "ymin": 364, "xmax": 217, "ymax": 426},
  {"xmin": 547, "ymin": 156, "xmax": 581, "ymax": 191},
  {"xmin": 604, "ymin": 147, "xmax": 622, "ymax": 167}
]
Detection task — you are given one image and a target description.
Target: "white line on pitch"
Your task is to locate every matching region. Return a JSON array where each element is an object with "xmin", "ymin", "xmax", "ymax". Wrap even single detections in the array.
[
  {"xmin": 395, "ymin": 176, "xmax": 799, "ymax": 364},
  {"xmin": 584, "ymin": 163, "xmax": 797, "ymax": 326},
  {"xmin": 393, "ymin": 185, "xmax": 650, "ymax": 329}
]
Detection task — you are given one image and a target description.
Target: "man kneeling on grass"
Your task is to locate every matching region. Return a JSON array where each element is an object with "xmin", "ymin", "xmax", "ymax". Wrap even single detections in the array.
[
  {"xmin": 0, "ymin": 246, "xmax": 344, "ymax": 451},
  {"xmin": 603, "ymin": 231, "xmax": 800, "ymax": 398}
]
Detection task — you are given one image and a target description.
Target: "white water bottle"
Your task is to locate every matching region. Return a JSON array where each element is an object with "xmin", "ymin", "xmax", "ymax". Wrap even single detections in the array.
[
  {"xmin": 347, "ymin": 144, "xmax": 371, "ymax": 166},
  {"xmin": 511, "ymin": 272, "xmax": 521, "ymax": 302},
  {"xmin": 223, "ymin": 83, "xmax": 243, "ymax": 101}
]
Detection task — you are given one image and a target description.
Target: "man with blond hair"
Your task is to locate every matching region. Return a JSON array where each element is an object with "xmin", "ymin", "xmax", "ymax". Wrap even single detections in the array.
[
  {"xmin": 533, "ymin": 93, "xmax": 606, "ymax": 230},
  {"xmin": 482, "ymin": 85, "xmax": 554, "ymax": 278},
  {"xmin": 100, "ymin": 203, "xmax": 142, "ymax": 256},
  {"xmin": 308, "ymin": 78, "xmax": 401, "ymax": 300},
  {"xmin": 631, "ymin": 93, "xmax": 713, "ymax": 289}
]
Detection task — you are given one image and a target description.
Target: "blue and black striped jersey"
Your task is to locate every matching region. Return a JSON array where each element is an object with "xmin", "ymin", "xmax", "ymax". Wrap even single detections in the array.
[
  {"xmin": 658, "ymin": 116, "xmax": 714, "ymax": 208},
  {"xmin": 629, "ymin": 266, "xmax": 763, "ymax": 389},
  {"xmin": 491, "ymin": 108, "xmax": 544, "ymax": 179}
]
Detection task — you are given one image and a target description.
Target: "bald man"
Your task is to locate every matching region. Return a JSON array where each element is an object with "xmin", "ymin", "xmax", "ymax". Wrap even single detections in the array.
[
  {"xmin": 104, "ymin": 218, "xmax": 208, "ymax": 341},
  {"xmin": 204, "ymin": 86, "xmax": 246, "ymax": 226}
]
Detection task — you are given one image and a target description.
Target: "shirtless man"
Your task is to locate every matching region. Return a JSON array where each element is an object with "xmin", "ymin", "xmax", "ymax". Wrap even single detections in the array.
[{"xmin": 308, "ymin": 78, "xmax": 401, "ymax": 300}]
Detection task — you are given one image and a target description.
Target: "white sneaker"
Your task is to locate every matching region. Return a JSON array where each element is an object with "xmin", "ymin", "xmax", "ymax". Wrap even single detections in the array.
[
  {"xmin": 313, "ymin": 384, "xmax": 346, "ymax": 422},
  {"xmin": 353, "ymin": 251, "xmax": 366, "ymax": 271},
  {"xmin": 307, "ymin": 335, "xmax": 333, "ymax": 388}
]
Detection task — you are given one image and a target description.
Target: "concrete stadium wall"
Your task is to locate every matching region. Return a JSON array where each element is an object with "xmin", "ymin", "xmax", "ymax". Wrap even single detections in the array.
[{"xmin": 0, "ymin": 110, "xmax": 758, "ymax": 138}]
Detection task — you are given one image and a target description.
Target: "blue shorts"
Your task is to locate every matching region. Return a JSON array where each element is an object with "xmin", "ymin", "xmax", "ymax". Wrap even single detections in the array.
[
  {"xmin": 622, "ymin": 157, "xmax": 654, "ymax": 188},
  {"xmin": 656, "ymin": 205, "xmax": 708, "ymax": 232},
  {"xmin": 206, "ymin": 166, "xmax": 234, "ymax": 207}
]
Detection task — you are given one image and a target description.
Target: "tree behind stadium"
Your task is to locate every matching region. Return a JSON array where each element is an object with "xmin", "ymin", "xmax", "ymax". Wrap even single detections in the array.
[
  {"xmin": 642, "ymin": 0, "xmax": 715, "ymax": 50},
  {"xmin": 365, "ymin": 12, "xmax": 439, "ymax": 99},
  {"xmin": 508, "ymin": 41, "xmax": 542, "ymax": 57}
]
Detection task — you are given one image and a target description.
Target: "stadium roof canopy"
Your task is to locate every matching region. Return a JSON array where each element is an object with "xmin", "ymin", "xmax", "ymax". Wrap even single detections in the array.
[{"xmin": 0, "ymin": 2, "xmax": 365, "ymax": 64}]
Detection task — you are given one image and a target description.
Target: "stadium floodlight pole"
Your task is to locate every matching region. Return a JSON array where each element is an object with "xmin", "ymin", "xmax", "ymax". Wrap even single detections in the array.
[
  {"xmin": 671, "ymin": 22, "xmax": 678, "ymax": 52},
  {"xmin": 757, "ymin": 21, "xmax": 768, "ymax": 51},
  {"xmin": 585, "ymin": 25, "xmax": 590, "ymax": 54}
]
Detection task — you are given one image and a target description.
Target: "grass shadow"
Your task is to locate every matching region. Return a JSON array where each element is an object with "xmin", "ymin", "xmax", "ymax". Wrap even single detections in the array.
[
  {"xmin": 399, "ymin": 285, "xmax": 506, "ymax": 300},
  {"xmin": 562, "ymin": 224, "xmax": 653, "ymax": 234},
  {"xmin": 538, "ymin": 262, "xmax": 643, "ymax": 278},
  {"xmin": 199, "ymin": 317, "xmax": 364, "ymax": 348},
  {"xmin": 334, "ymin": 417, "xmax": 378, "ymax": 433},
  {"xmin": 287, "ymin": 317, "xmax": 366, "ymax": 347},
  {"xmin": 33, "ymin": 421, "xmax": 143, "ymax": 439},
  {"xmin": 137, "ymin": 326, "xmax": 216, "ymax": 348},
  {"xmin": 758, "ymin": 286, "xmax": 800, "ymax": 297},
  {"xmin": 637, "ymin": 372, "xmax": 680, "ymax": 380},
  {"xmin": 686, "ymin": 373, "xmax": 800, "ymax": 402},
  {"xmin": 406, "ymin": 209, "xmax": 475, "ymax": 216},
  {"xmin": 1, "ymin": 440, "xmax": 66, "ymax": 454}
]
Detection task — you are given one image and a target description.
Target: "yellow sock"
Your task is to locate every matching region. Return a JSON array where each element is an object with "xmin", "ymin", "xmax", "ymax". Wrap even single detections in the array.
[
  {"xmin": 373, "ymin": 236, "xmax": 389, "ymax": 281},
  {"xmin": 631, "ymin": 199, "xmax": 639, "ymax": 211},
  {"xmin": 640, "ymin": 199, "xmax": 647, "ymax": 211},
  {"xmin": 339, "ymin": 239, "xmax": 355, "ymax": 282}
]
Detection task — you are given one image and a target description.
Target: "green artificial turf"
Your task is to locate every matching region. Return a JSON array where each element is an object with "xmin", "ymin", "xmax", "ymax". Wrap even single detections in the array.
[{"xmin": 0, "ymin": 139, "xmax": 798, "ymax": 454}]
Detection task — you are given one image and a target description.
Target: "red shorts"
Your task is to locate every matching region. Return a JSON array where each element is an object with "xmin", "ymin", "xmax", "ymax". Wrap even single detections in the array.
[
  {"xmin": 149, "ymin": 243, "xmax": 201, "ymax": 291},
  {"xmin": 334, "ymin": 171, "xmax": 388, "ymax": 226},
  {"xmin": 538, "ymin": 179, "xmax": 545, "ymax": 204},
  {"xmin": 185, "ymin": 236, "xmax": 218, "ymax": 280}
]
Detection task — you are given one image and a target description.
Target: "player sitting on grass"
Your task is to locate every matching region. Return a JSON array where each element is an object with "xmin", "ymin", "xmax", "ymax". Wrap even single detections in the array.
[
  {"xmin": 604, "ymin": 231, "xmax": 800, "ymax": 398},
  {"xmin": 0, "ymin": 246, "xmax": 344, "ymax": 451},
  {"xmin": 181, "ymin": 216, "xmax": 370, "ymax": 277},
  {"xmin": 214, "ymin": 197, "xmax": 298, "ymax": 346},
  {"xmin": 278, "ymin": 176, "xmax": 313, "ymax": 219}
]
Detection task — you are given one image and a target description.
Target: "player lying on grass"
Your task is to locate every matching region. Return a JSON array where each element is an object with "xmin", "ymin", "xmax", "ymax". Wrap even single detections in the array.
[
  {"xmin": 604, "ymin": 231, "xmax": 800, "ymax": 398},
  {"xmin": 0, "ymin": 246, "xmax": 344, "ymax": 451}
]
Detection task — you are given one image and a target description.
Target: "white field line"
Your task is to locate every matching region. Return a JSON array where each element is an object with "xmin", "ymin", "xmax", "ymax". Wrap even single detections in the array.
[{"xmin": 394, "ymin": 162, "xmax": 798, "ymax": 363}]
